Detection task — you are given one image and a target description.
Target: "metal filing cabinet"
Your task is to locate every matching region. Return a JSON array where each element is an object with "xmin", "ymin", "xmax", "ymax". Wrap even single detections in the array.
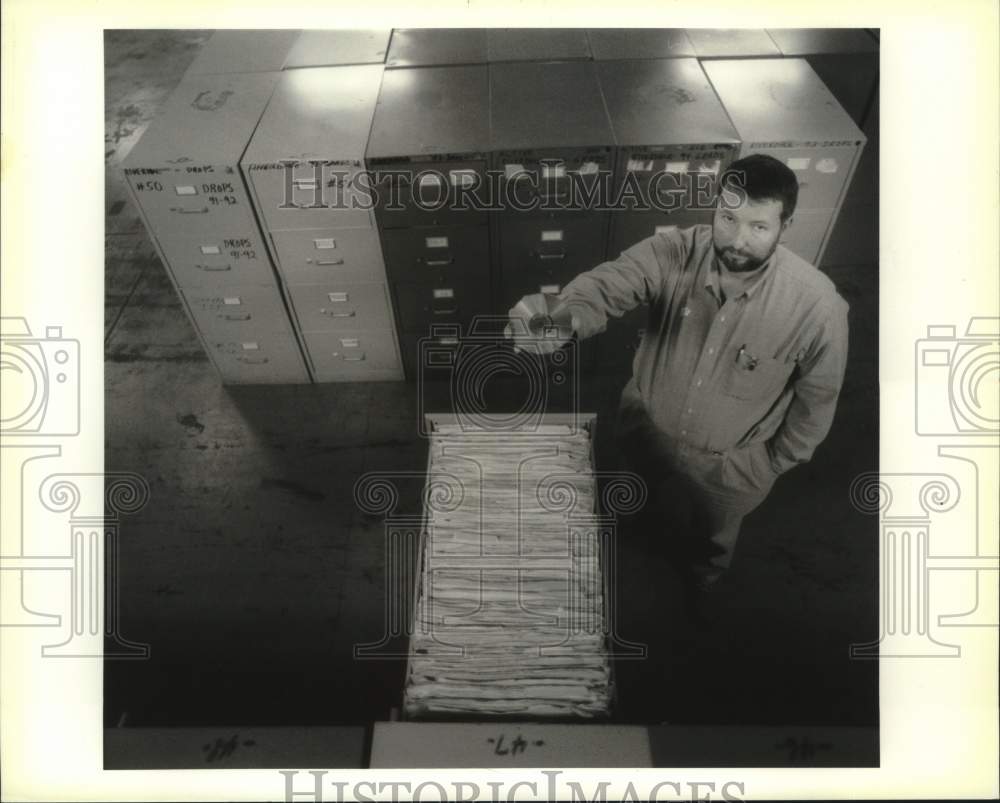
[
  {"xmin": 122, "ymin": 70, "xmax": 309, "ymax": 384},
  {"xmin": 366, "ymin": 65, "xmax": 494, "ymax": 379},
  {"xmin": 283, "ymin": 29, "xmax": 392, "ymax": 68},
  {"xmin": 183, "ymin": 29, "xmax": 301, "ymax": 76},
  {"xmin": 586, "ymin": 28, "xmax": 696, "ymax": 60},
  {"xmin": 487, "ymin": 28, "xmax": 593, "ymax": 62},
  {"xmin": 684, "ymin": 28, "xmax": 781, "ymax": 58},
  {"xmin": 596, "ymin": 58, "xmax": 741, "ymax": 254},
  {"xmin": 489, "ymin": 61, "xmax": 613, "ymax": 313},
  {"xmin": 385, "ymin": 29, "xmax": 488, "ymax": 68},
  {"xmin": 702, "ymin": 58, "xmax": 866, "ymax": 266},
  {"xmin": 766, "ymin": 29, "xmax": 878, "ymax": 126},
  {"xmin": 242, "ymin": 65, "xmax": 403, "ymax": 382},
  {"xmin": 767, "ymin": 29, "xmax": 879, "ymax": 268},
  {"xmin": 596, "ymin": 57, "xmax": 741, "ymax": 375}
]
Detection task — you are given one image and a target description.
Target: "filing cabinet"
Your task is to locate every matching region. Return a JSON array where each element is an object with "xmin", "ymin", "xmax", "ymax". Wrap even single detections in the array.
[
  {"xmin": 487, "ymin": 28, "xmax": 593, "ymax": 62},
  {"xmin": 242, "ymin": 64, "xmax": 403, "ymax": 382},
  {"xmin": 183, "ymin": 29, "xmax": 301, "ymax": 76},
  {"xmin": 596, "ymin": 58, "xmax": 741, "ymax": 257},
  {"xmin": 490, "ymin": 60, "xmax": 614, "ymax": 373},
  {"xmin": 385, "ymin": 29, "xmax": 488, "ymax": 68},
  {"xmin": 702, "ymin": 58, "xmax": 866, "ymax": 267},
  {"xmin": 283, "ymin": 29, "xmax": 392, "ymax": 69},
  {"xmin": 766, "ymin": 28, "xmax": 878, "ymax": 127},
  {"xmin": 684, "ymin": 28, "xmax": 780, "ymax": 58},
  {"xmin": 122, "ymin": 70, "xmax": 309, "ymax": 384},
  {"xmin": 367, "ymin": 64, "xmax": 493, "ymax": 376},
  {"xmin": 586, "ymin": 29, "xmax": 695, "ymax": 60}
]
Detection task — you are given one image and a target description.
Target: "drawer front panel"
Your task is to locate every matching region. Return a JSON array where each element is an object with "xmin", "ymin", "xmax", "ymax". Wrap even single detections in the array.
[
  {"xmin": 183, "ymin": 285, "xmax": 292, "ymax": 340},
  {"xmin": 288, "ymin": 282, "xmax": 394, "ymax": 332},
  {"xmin": 206, "ymin": 333, "xmax": 309, "ymax": 385},
  {"xmin": 380, "ymin": 224, "xmax": 490, "ymax": 286},
  {"xmin": 393, "ymin": 280, "xmax": 492, "ymax": 332},
  {"xmin": 271, "ymin": 227, "xmax": 386, "ymax": 285},
  {"xmin": 304, "ymin": 330, "xmax": 403, "ymax": 381}
]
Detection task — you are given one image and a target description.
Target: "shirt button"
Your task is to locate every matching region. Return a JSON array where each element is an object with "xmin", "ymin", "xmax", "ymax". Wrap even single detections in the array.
[
  {"xmin": 687, "ymin": 408, "xmax": 693, "ymax": 414},
  {"xmin": 708, "ymin": 348, "xmax": 715, "ymax": 355},
  {"xmin": 696, "ymin": 379, "xmax": 703, "ymax": 387},
  {"xmin": 720, "ymin": 315, "xmax": 726, "ymax": 322},
  {"xmin": 681, "ymin": 429, "xmax": 687, "ymax": 436}
]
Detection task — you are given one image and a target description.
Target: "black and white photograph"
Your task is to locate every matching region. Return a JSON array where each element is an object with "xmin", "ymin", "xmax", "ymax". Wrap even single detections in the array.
[
  {"xmin": 101, "ymin": 25, "xmax": 881, "ymax": 769},
  {"xmin": 1, "ymin": 6, "xmax": 997, "ymax": 802}
]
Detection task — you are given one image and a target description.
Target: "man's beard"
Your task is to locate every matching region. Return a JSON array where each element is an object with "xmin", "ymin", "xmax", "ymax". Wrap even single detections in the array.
[{"xmin": 714, "ymin": 242, "xmax": 776, "ymax": 274}]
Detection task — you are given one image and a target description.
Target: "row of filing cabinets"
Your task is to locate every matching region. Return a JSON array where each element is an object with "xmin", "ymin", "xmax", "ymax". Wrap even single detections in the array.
[
  {"xmin": 241, "ymin": 65, "xmax": 403, "ymax": 382},
  {"xmin": 123, "ymin": 30, "xmax": 872, "ymax": 384}
]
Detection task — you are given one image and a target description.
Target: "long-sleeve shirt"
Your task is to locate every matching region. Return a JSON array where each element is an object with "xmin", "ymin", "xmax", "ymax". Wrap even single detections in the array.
[{"xmin": 558, "ymin": 224, "xmax": 850, "ymax": 475}]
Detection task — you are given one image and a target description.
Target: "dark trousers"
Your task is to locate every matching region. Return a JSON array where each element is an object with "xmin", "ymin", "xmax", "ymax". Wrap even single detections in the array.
[{"xmin": 616, "ymin": 402, "xmax": 779, "ymax": 585}]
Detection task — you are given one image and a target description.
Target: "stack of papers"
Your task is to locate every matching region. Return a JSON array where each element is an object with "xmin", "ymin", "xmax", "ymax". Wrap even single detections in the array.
[{"xmin": 404, "ymin": 422, "xmax": 612, "ymax": 719}]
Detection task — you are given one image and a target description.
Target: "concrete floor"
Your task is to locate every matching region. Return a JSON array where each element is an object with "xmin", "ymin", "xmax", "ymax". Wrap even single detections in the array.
[{"xmin": 104, "ymin": 31, "xmax": 878, "ymax": 737}]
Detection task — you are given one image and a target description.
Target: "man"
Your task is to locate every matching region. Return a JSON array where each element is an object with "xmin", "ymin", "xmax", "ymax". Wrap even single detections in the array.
[{"xmin": 507, "ymin": 154, "xmax": 850, "ymax": 603}]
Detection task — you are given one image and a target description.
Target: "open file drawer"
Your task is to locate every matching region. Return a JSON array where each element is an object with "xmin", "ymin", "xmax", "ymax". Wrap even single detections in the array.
[{"xmin": 403, "ymin": 413, "xmax": 616, "ymax": 720}]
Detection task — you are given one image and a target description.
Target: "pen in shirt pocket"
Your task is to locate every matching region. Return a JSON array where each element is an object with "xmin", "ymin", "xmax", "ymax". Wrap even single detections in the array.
[{"xmin": 736, "ymin": 344, "xmax": 759, "ymax": 371}]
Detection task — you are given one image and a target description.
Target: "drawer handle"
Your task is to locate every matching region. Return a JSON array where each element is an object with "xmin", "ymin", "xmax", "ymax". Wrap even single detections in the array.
[
  {"xmin": 423, "ymin": 257, "xmax": 454, "ymax": 267},
  {"xmin": 433, "ymin": 307, "xmax": 458, "ymax": 316},
  {"xmin": 177, "ymin": 208, "xmax": 209, "ymax": 214},
  {"xmin": 342, "ymin": 353, "xmax": 366, "ymax": 362},
  {"xmin": 322, "ymin": 309, "xmax": 356, "ymax": 318},
  {"xmin": 316, "ymin": 258, "xmax": 345, "ymax": 266},
  {"xmin": 195, "ymin": 264, "xmax": 232, "ymax": 272},
  {"xmin": 236, "ymin": 356, "xmax": 269, "ymax": 365},
  {"xmin": 534, "ymin": 251, "xmax": 566, "ymax": 260},
  {"xmin": 221, "ymin": 313, "xmax": 251, "ymax": 321}
]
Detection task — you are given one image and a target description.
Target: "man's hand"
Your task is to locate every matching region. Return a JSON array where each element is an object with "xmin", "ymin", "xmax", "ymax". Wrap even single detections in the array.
[{"xmin": 504, "ymin": 293, "xmax": 577, "ymax": 355}]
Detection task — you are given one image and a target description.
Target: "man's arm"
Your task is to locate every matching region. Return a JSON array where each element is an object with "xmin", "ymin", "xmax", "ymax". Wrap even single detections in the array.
[
  {"xmin": 767, "ymin": 296, "xmax": 850, "ymax": 475},
  {"xmin": 551, "ymin": 228, "xmax": 691, "ymax": 339}
]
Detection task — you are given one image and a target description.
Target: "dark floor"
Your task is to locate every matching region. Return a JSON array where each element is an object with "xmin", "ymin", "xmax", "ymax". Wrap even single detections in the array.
[{"xmin": 104, "ymin": 31, "xmax": 878, "ymax": 735}]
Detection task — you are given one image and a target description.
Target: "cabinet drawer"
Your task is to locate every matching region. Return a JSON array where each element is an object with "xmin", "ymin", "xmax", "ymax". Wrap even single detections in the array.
[
  {"xmin": 370, "ymin": 159, "xmax": 489, "ymax": 228},
  {"xmin": 499, "ymin": 214, "xmax": 608, "ymax": 293},
  {"xmin": 156, "ymin": 232, "xmax": 278, "ymax": 288},
  {"xmin": 127, "ymin": 171, "xmax": 257, "ymax": 240},
  {"xmin": 270, "ymin": 227, "xmax": 386, "ymax": 285},
  {"xmin": 393, "ymin": 280, "xmax": 492, "ymax": 332},
  {"xmin": 183, "ymin": 285, "xmax": 292, "ymax": 340},
  {"xmin": 288, "ymin": 282, "xmax": 394, "ymax": 332},
  {"xmin": 206, "ymin": 333, "xmax": 310, "ymax": 385},
  {"xmin": 244, "ymin": 163, "xmax": 375, "ymax": 231},
  {"xmin": 303, "ymin": 330, "xmax": 403, "ymax": 382},
  {"xmin": 380, "ymin": 223, "xmax": 490, "ymax": 286}
]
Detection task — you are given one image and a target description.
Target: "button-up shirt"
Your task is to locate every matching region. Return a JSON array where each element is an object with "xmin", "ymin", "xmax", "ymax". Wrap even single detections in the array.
[{"xmin": 558, "ymin": 224, "xmax": 850, "ymax": 474}]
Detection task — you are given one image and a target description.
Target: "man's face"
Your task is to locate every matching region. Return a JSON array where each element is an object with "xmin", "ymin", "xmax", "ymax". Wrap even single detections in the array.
[{"xmin": 712, "ymin": 194, "xmax": 788, "ymax": 273}]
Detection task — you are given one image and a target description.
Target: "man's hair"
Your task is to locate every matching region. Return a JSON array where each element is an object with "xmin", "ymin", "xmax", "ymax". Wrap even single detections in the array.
[{"xmin": 717, "ymin": 154, "xmax": 799, "ymax": 223}]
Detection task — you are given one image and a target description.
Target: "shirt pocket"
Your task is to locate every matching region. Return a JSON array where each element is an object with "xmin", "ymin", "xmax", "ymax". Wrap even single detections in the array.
[{"xmin": 722, "ymin": 355, "xmax": 794, "ymax": 401}]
